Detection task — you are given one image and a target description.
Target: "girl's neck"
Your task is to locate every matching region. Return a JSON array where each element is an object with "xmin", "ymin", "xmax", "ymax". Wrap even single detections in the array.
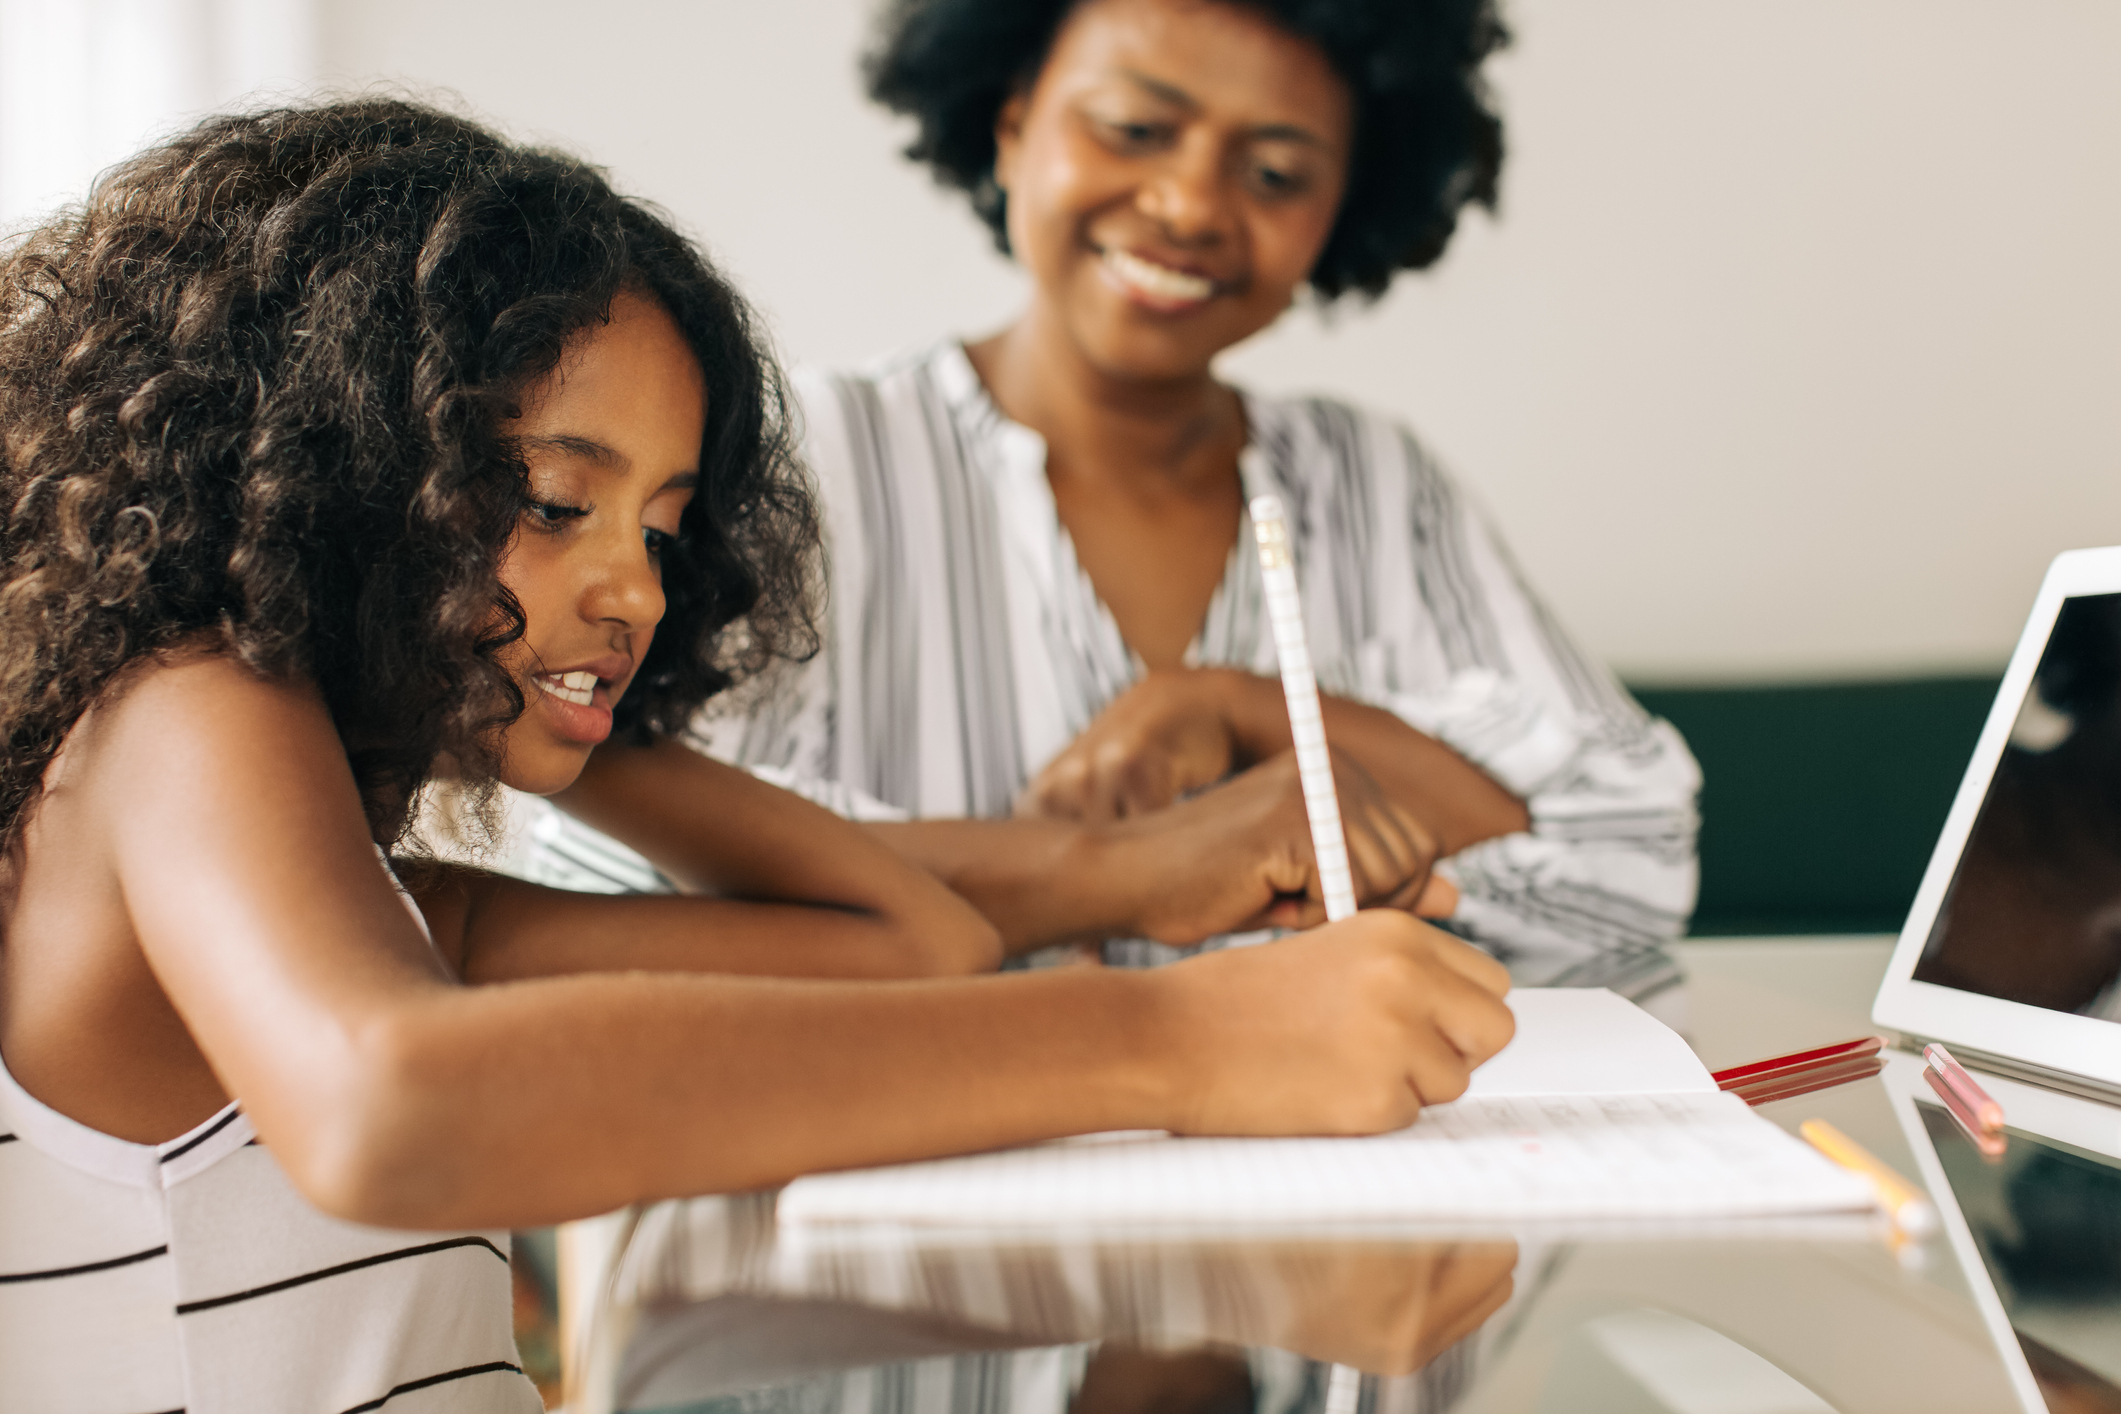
[{"xmin": 966, "ymin": 309, "xmax": 1245, "ymax": 505}]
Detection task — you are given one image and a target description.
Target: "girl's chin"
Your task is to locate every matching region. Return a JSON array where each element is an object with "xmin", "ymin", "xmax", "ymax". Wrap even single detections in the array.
[{"xmin": 497, "ymin": 744, "xmax": 593, "ymax": 798}]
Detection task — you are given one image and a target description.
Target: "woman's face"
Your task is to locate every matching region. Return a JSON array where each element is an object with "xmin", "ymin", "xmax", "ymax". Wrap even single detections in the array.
[
  {"xmin": 994, "ymin": 0, "xmax": 1353, "ymax": 382},
  {"xmin": 494, "ymin": 289, "xmax": 704, "ymax": 795}
]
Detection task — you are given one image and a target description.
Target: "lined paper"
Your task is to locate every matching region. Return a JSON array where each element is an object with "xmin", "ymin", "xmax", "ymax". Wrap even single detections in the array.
[{"xmin": 777, "ymin": 992, "xmax": 1872, "ymax": 1231}]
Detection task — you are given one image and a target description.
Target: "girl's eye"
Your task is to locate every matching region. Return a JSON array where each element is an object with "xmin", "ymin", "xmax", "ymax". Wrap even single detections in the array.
[
  {"xmin": 643, "ymin": 526, "xmax": 676, "ymax": 558},
  {"xmin": 524, "ymin": 499, "xmax": 588, "ymax": 530}
]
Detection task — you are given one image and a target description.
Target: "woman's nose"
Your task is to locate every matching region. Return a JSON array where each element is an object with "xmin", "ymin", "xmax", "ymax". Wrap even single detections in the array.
[{"xmin": 1138, "ymin": 138, "xmax": 1230, "ymax": 245}]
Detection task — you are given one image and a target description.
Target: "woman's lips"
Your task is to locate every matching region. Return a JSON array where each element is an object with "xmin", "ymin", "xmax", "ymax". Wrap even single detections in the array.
[
  {"xmin": 1099, "ymin": 246, "xmax": 1220, "ymax": 312},
  {"xmin": 533, "ymin": 669, "xmax": 614, "ymax": 745}
]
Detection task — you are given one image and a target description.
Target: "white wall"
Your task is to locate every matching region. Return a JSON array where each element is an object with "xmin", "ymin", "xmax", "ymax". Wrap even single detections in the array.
[
  {"xmin": 0, "ymin": 0, "xmax": 314, "ymax": 223},
  {"xmin": 7, "ymin": 1, "xmax": 2118, "ymax": 683}
]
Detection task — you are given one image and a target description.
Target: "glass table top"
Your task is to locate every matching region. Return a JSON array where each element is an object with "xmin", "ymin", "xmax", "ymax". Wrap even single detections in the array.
[{"xmin": 573, "ymin": 941, "xmax": 2121, "ymax": 1414}]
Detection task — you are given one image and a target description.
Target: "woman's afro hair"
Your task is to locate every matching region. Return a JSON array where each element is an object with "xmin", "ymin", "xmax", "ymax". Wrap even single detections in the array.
[
  {"xmin": 864, "ymin": 0, "xmax": 1509, "ymax": 300},
  {"xmin": 0, "ymin": 99, "xmax": 818, "ymax": 847}
]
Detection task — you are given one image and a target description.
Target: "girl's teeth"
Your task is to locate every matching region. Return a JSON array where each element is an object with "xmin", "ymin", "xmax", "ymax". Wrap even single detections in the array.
[
  {"xmin": 537, "ymin": 672, "xmax": 596, "ymax": 707},
  {"xmin": 1104, "ymin": 248, "xmax": 1214, "ymax": 303}
]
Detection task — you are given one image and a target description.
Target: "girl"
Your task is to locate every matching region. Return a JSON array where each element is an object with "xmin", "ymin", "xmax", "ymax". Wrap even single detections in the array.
[{"xmin": 0, "ymin": 100, "xmax": 1511, "ymax": 1412}]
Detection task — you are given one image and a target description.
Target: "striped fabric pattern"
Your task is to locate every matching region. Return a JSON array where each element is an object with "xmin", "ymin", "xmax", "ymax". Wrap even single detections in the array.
[
  {"xmin": 0, "ymin": 856, "xmax": 543, "ymax": 1413},
  {"xmin": 528, "ymin": 341, "xmax": 1701, "ymax": 988}
]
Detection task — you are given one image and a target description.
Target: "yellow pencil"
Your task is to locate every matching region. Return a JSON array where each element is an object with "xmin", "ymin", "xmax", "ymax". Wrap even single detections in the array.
[{"xmin": 1800, "ymin": 1118, "xmax": 1939, "ymax": 1237}]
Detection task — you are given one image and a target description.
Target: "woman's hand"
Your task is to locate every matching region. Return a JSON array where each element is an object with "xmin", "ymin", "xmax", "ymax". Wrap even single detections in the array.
[
  {"xmin": 1102, "ymin": 748, "xmax": 1455, "ymax": 945},
  {"xmin": 1017, "ymin": 669, "xmax": 1255, "ymax": 822},
  {"xmin": 1146, "ymin": 909, "xmax": 1514, "ymax": 1136},
  {"xmin": 1020, "ymin": 666, "xmax": 1531, "ymax": 864}
]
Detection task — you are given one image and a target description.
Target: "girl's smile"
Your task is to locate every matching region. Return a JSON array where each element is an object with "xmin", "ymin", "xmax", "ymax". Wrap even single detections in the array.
[{"xmin": 527, "ymin": 651, "xmax": 637, "ymax": 745}]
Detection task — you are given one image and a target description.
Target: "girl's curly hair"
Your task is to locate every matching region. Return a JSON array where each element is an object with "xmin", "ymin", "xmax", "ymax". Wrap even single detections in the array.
[
  {"xmin": 865, "ymin": 0, "xmax": 1509, "ymax": 300},
  {"xmin": 0, "ymin": 99, "xmax": 818, "ymax": 849}
]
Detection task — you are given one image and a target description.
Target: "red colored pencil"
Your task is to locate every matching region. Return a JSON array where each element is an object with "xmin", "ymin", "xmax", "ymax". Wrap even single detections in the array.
[
  {"xmin": 1730, "ymin": 1056, "xmax": 1882, "ymax": 1107},
  {"xmin": 1713, "ymin": 1036, "xmax": 1886, "ymax": 1091}
]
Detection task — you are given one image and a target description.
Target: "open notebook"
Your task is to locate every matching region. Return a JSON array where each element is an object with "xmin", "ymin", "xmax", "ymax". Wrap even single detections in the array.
[{"xmin": 777, "ymin": 989, "xmax": 1877, "ymax": 1231}]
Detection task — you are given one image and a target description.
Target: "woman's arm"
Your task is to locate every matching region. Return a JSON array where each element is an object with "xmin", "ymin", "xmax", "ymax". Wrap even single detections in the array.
[
  {"xmin": 1019, "ymin": 667, "xmax": 1528, "ymax": 854},
  {"xmin": 98, "ymin": 659, "xmax": 1515, "ymax": 1230}
]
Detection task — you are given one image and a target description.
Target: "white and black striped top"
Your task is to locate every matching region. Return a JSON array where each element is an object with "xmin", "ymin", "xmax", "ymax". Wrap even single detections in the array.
[
  {"xmin": 0, "ymin": 860, "xmax": 541, "ymax": 1414},
  {"xmin": 528, "ymin": 341, "xmax": 1701, "ymax": 990}
]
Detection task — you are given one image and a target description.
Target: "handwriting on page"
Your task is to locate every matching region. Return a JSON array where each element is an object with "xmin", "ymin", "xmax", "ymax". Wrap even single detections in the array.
[{"xmin": 778, "ymin": 1091, "xmax": 1874, "ymax": 1230}]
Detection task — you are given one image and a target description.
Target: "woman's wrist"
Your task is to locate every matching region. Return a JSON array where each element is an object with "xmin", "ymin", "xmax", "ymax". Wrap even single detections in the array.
[{"xmin": 1194, "ymin": 667, "xmax": 1295, "ymax": 766}]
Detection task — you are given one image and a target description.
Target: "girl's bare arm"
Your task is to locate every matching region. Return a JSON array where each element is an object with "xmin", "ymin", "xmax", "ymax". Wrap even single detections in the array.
[
  {"xmin": 419, "ymin": 739, "xmax": 1002, "ymax": 982},
  {"xmin": 100, "ymin": 658, "xmax": 1513, "ymax": 1231}
]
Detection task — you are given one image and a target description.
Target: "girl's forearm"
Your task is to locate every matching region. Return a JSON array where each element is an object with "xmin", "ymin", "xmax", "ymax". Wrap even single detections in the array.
[
  {"xmin": 546, "ymin": 737, "xmax": 1001, "ymax": 972},
  {"xmin": 864, "ymin": 818, "xmax": 1147, "ymax": 954},
  {"xmin": 313, "ymin": 966, "xmax": 1173, "ymax": 1229}
]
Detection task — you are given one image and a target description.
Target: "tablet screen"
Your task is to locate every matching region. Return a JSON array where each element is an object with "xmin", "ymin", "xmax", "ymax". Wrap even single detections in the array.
[
  {"xmin": 1919, "ymin": 1102, "xmax": 2121, "ymax": 1406},
  {"xmin": 1913, "ymin": 592, "xmax": 2121, "ymax": 1018}
]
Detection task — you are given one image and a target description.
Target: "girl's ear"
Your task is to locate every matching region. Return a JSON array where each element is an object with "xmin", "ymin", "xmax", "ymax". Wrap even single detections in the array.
[{"xmin": 992, "ymin": 89, "xmax": 1032, "ymax": 196}]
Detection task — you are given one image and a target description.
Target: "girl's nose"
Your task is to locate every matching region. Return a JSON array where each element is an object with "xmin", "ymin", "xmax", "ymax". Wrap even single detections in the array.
[{"xmin": 585, "ymin": 531, "xmax": 666, "ymax": 632}]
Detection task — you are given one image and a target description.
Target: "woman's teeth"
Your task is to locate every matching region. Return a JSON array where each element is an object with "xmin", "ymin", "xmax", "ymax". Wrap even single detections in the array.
[
  {"xmin": 537, "ymin": 670, "xmax": 598, "ymax": 707},
  {"xmin": 1104, "ymin": 248, "xmax": 1215, "ymax": 303}
]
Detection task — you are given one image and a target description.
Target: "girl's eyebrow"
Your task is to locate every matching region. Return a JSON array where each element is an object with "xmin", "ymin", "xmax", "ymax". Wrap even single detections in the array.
[
  {"xmin": 522, "ymin": 433, "xmax": 624, "ymax": 466},
  {"xmin": 1115, "ymin": 69, "xmax": 1332, "ymax": 149}
]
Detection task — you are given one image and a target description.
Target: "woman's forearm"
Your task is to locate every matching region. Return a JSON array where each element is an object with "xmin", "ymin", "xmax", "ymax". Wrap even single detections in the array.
[{"xmin": 1208, "ymin": 669, "xmax": 1529, "ymax": 855}]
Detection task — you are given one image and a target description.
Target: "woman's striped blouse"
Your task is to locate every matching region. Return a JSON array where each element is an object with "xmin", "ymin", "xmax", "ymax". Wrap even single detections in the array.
[{"xmin": 530, "ymin": 340, "xmax": 1702, "ymax": 991}]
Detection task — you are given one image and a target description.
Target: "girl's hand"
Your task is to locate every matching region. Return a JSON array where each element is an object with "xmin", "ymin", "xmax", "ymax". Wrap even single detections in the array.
[
  {"xmin": 1099, "ymin": 748, "xmax": 1454, "ymax": 946},
  {"xmin": 1146, "ymin": 910, "xmax": 1514, "ymax": 1136}
]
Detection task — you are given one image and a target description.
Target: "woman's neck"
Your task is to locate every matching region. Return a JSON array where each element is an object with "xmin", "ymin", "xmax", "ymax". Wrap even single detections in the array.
[{"xmin": 965, "ymin": 310, "xmax": 1245, "ymax": 504}]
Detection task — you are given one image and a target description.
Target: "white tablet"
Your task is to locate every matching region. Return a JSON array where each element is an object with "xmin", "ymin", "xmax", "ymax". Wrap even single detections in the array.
[{"xmin": 1873, "ymin": 546, "xmax": 2121, "ymax": 1097}]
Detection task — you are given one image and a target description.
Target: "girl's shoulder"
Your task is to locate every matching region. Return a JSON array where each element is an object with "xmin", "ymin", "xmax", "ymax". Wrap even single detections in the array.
[{"xmin": 56, "ymin": 647, "xmax": 334, "ymax": 802}]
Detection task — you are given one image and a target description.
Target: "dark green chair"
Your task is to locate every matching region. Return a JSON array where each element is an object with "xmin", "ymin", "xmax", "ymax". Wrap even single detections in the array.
[{"xmin": 1630, "ymin": 677, "xmax": 2002, "ymax": 936}]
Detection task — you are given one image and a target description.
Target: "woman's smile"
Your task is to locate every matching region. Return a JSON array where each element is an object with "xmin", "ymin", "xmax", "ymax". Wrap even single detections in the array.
[{"xmin": 1096, "ymin": 245, "xmax": 1226, "ymax": 312}]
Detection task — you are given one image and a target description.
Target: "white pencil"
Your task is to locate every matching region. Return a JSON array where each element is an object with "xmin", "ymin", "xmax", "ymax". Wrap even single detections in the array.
[
  {"xmin": 1252, "ymin": 494, "xmax": 1366, "ymax": 1414},
  {"xmin": 1250, "ymin": 494, "xmax": 1359, "ymax": 922}
]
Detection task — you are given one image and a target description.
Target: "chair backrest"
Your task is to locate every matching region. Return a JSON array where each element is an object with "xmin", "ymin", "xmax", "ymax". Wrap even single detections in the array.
[{"xmin": 1632, "ymin": 676, "xmax": 2000, "ymax": 936}]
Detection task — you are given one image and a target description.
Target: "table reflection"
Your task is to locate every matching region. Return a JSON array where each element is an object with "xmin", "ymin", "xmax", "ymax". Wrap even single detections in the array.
[{"xmin": 603, "ymin": 1195, "xmax": 1522, "ymax": 1412}]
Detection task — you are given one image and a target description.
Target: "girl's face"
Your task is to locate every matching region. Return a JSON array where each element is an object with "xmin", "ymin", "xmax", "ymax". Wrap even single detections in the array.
[
  {"xmin": 495, "ymin": 290, "xmax": 704, "ymax": 795},
  {"xmin": 993, "ymin": 0, "xmax": 1353, "ymax": 382}
]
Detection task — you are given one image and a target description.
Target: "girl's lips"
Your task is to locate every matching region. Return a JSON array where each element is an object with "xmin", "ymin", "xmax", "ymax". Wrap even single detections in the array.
[{"xmin": 533, "ymin": 670, "xmax": 615, "ymax": 745}]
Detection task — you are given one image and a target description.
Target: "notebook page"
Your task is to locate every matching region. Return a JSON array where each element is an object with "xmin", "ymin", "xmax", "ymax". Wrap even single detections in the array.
[
  {"xmin": 1466, "ymin": 989, "xmax": 1716, "ymax": 1099},
  {"xmin": 778, "ymin": 1091, "xmax": 1875, "ymax": 1230}
]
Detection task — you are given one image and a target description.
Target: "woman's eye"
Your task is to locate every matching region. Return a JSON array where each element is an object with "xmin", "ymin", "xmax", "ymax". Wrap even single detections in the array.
[
  {"xmin": 1097, "ymin": 117, "xmax": 1170, "ymax": 151},
  {"xmin": 1251, "ymin": 164, "xmax": 1307, "ymax": 198},
  {"xmin": 643, "ymin": 526, "xmax": 676, "ymax": 558}
]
